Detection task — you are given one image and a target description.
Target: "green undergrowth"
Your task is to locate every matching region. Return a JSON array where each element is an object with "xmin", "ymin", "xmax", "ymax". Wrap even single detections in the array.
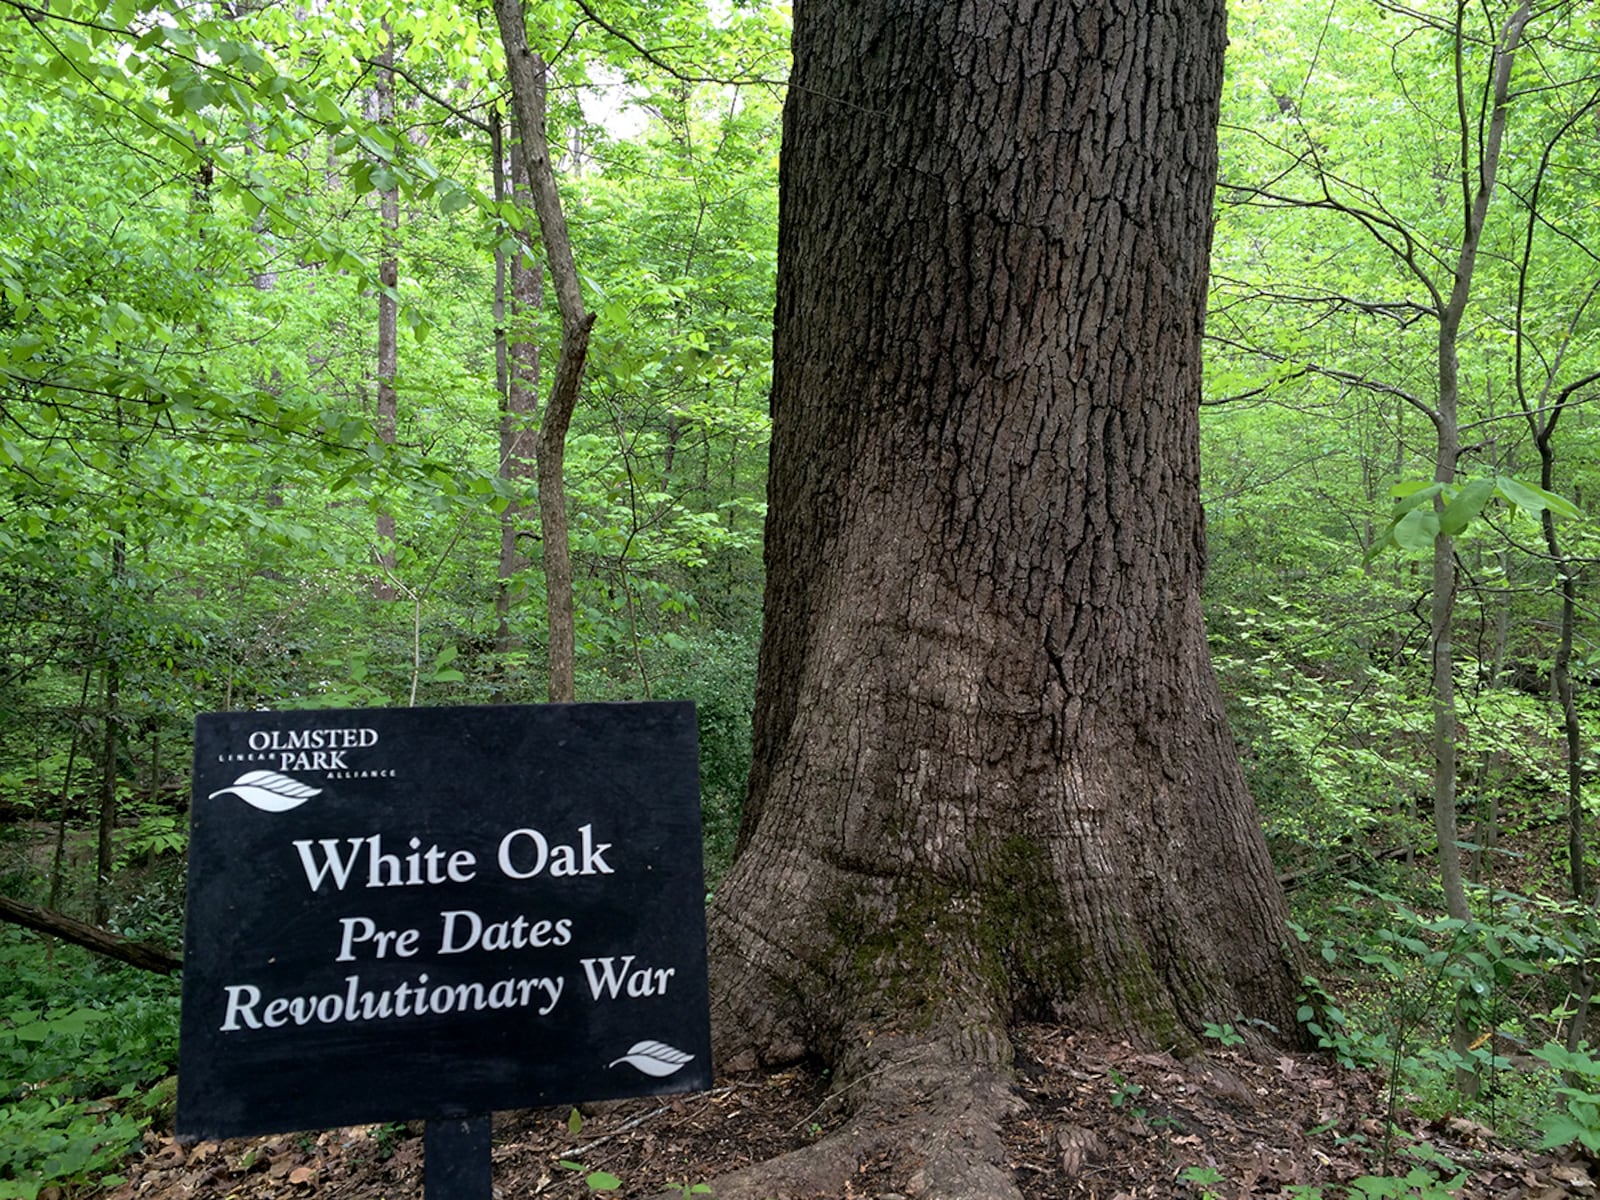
[
  {"xmin": 1286, "ymin": 872, "xmax": 1600, "ymax": 1162},
  {"xmin": 1174, "ymin": 872, "xmax": 1600, "ymax": 1198},
  {"xmin": 0, "ymin": 928, "xmax": 181, "ymax": 1199},
  {"xmin": 1184, "ymin": 1144, "xmax": 1469, "ymax": 1198}
]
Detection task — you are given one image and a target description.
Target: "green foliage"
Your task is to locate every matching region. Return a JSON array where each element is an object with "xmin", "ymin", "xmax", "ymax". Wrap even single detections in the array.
[
  {"xmin": 559, "ymin": 1160, "xmax": 624, "ymax": 1192},
  {"xmin": 1202, "ymin": 1021, "xmax": 1246, "ymax": 1048},
  {"xmin": 1207, "ymin": 0, "xmax": 1600, "ymax": 965},
  {"xmin": 0, "ymin": 931, "xmax": 180, "ymax": 1196},
  {"xmin": 1293, "ymin": 970, "xmax": 1383, "ymax": 1071},
  {"xmin": 0, "ymin": 1, "xmax": 782, "ymax": 965},
  {"xmin": 117, "ymin": 808, "xmax": 187, "ymax": 868},
  {"xmin": 1108, "ymin": 1069, "xmax": 1144, "ymax": 1111},
  {"xmin": 1288, "ymin": 879, "xmax": 1600, "ymax": 1157},
  {"xmin": 0, "ymin": 1096, "xmax": 142, "ymax": 1200},
  {"xmin": 1530, "ymin": 1042, "xmax": 1600, "ymax": 1154},
  {"xmin": 1180, "ymin": 1164, "xmax": 1226, "ymax": 1198},
  {"xmin": 573, "ymin": 626, "xmax": 756, "ymax": 882},
  {"xmin": 1227, "ymin": 1157, "xmax": 1468, "ymax": 1200},
  {"xmin": 1209, "ymin": 584, "xmax": 1427, "ymax": 871},
  {"xmin": 1366, "ymin": 477, "xmax": 1581, "ymax": 561}
]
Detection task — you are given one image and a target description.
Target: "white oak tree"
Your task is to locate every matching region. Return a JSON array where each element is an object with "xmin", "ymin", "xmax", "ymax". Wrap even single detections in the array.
[{"xmin": 702, "ymin": 2, "xmax": 1304, "ymax": 1195}]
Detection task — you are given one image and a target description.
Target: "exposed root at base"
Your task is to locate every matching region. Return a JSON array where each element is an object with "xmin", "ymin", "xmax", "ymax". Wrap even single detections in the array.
[{"xmin": 678, "ymin": 1053, "xmax": 1025, "ymax": 1200}]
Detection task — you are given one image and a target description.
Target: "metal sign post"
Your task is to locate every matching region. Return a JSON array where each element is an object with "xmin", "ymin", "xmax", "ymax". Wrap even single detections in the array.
[{"xmin": 425, "ymin": 1116, "xmax": 492, "ymax": 1200}]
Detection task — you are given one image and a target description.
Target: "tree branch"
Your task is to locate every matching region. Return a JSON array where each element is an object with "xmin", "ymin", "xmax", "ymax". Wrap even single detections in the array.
[
  {"xmin": 358, "ymin": 56, "xmax": 496, "ymax": 133},
  {"xmin": 567, "ymin": 0, "xmax": 787, "ymax": 88},
  {"xmin": 1205, "ymin": 334, "xmax": 1433, "ymax": 416},
  {"xmin": 0, "ymin": 892, "xmax": 182, "ymax": 975}
]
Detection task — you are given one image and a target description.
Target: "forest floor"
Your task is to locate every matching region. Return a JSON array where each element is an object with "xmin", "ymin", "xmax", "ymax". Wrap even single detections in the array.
[{"xmin": 103, "ymin": 1024, "xmax": 1587, "ymax": 1200}]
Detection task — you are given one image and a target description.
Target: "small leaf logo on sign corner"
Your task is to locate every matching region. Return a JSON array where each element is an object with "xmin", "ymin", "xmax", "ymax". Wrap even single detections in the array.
[
  {"xmin": 608, "ymin": 1040, "xmax": 694, "ymax": 1077},
  {"xmin": 208, "ymin": 770, "xmax": 322, "ymax": 813}
]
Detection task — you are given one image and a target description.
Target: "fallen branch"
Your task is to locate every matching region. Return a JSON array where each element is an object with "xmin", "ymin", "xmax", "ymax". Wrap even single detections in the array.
[
  {"xmin": 1276, "ymin": 814, "xmax": 1568, "ymax": 891},
  {"xmin": 1276, "ymin": 846, "xmax": 1415, "ymax": 890},
  {"xmin": 0, "ymin": 892, "xmax": 182, "ymax": 974}
]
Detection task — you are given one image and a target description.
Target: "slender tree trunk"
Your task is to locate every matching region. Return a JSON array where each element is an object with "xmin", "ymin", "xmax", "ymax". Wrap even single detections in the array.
[
  {"xmin": 492, "ymin": 0, "xmax": 596, "ymax": 703},
  {"xmin": 145, "ymin": 721, "xmax": 160, "ymax": 812},
  {"xmin": 1427, "ymin": 450, "xmax": 1466, "ymax": 922},
  {"xmin": 491, "ymin": 109, "xmax": 513, "ymax": 650},
  {"xmin": 48, "ymin": 660, "xmax": 95, "ymax": 959},
  {"xmin": 1535, "ymin": 382, "xmax": 1594, "ymax": 1048},
  {"xmin": 93, "ymin": 398, "xmax": 129, "ymax": 928},
  {"xmin": 493, "ymin": 112, "xmax": 543, "ymax": 654},
  {"xmin": 492, "ymin": 109, "xmax": 510, "ymax": 407},
  {"xmin": 372, "ymin": 21, "xmax": 400, "ymax": 599},
  {"xmin": 1526, "ymin": 366, "xmax": 1600, "ymax": 910},
  {"xmin": 92, "ymin": 649, "xmax": 120, "ymax": 927},
  {"xmin": 1433, "ymin": 0, "xmax": 1532, "ymax": 1098},
  {"xmin": 1551, "ymin": 524, "xmax": 1584, "ymax": 894},
  {"xmin": 701, "ymin": 4, "xmax": 1302, "ymax": 1195}
]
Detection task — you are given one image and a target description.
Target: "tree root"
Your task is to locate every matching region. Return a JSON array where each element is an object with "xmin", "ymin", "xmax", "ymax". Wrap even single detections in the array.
[{"xmin": 674, "ymin": 1043, "xmax": 1025, "ymax": 1200}]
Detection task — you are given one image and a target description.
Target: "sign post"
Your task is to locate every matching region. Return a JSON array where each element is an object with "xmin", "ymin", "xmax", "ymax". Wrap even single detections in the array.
[
  {"xmin": 424, "ymin": 1116, "xmax": 491, "ymax": 1199},
  {"xmin": 176, "ymin": 702, "xmax": 711, "ymax": 1193}
]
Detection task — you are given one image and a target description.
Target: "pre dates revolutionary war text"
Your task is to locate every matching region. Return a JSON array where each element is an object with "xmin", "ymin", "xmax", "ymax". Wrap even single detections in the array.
[{"xmin": 176, "ymin": 703, "xmax": 712, "ymax": 1140}]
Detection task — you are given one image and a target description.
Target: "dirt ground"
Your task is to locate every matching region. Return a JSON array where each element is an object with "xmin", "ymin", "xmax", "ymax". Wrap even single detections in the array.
[{"xmin": 103, "ymin": 1024, "xmax": 1590, "ymax": 1199}]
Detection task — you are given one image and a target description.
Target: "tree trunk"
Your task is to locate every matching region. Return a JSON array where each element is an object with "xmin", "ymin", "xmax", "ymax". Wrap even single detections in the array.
[
  {"xmin": 372, "ymin": 21, "xmax": 400, "ymax": 600},
  {"xmin": 493, "ymin": 113, "xmax": 543, "ymax": 654},
  {"xmin": 492, "ymin": 0, "xmax": 596, "ymax": 704},
  {"xmin": 1436, "ymin": 0, "xmax": 1532, "ymax": 1098},
  {"xmin": 49, "ymin": 660, "xmax": 95, "ymax": 926},
  {"xmin": 703, "ymin": 3, "xmax": 1303, "ymax": 1195},
  {"xmin": 93, "ymin": 654, "xmax": 120, "ymax": 927}
]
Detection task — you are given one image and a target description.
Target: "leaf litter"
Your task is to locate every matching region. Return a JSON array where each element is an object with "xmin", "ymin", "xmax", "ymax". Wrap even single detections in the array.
[{"xmin": 102, "ymin": 1026, "xmax": 1588, "ymax": 1198}]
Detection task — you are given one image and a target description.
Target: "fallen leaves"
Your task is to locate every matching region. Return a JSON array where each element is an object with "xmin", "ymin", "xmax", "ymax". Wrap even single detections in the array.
[
  {"xmin": 1000, "ymin": 1025, "xmax": 1588, "ymax": 1199},
  {"xmin": 98, "ymin": 1029, "xmax": 1593, "ymax": 1200}
]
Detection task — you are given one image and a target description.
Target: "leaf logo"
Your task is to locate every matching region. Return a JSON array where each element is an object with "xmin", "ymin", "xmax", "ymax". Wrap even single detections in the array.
[
  {"xmin": 208, "ymin": 770, "xmax": 322, "ymax": 813},
  {"xmin": 607, "ymin": 1040, "xmax": 694, "ymax": 1077}
]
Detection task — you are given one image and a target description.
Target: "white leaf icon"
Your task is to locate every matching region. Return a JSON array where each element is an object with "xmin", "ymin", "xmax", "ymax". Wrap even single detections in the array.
[
  {"xmin": 608, "ymin": 1040, "xmax": 694, "ymax": 1077},
  {"xmin": 208, "ymin": 770, "xmax": 322, "ymax": 812}
]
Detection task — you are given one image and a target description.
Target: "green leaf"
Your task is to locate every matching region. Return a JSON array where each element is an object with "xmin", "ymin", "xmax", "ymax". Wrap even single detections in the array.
[
  {"xmin": 1389, "ymin": 480, "xmax": 1443, "ymax": 507},
  {"xmin": 1539, "ymin": 1113, "xmax": 1600, "ymax": 1150},
  {"xmin": 1391, "ymin": 506, "xmax": 1439, "ymax": 553},
  {"xmin": 1438, "ymin": 477, "xmax": 1494, "ymax": 536},
  {"xmin": 1496, "ymin": 475, "xmax": 1581, "ymax": 520},
  {"xmin": 315, "ymin": 92, "xmax": 345, "ymax": 125},
  {"xmin": 586, "ymin": 1171, "xmax": 623, "ymax": 1191}
]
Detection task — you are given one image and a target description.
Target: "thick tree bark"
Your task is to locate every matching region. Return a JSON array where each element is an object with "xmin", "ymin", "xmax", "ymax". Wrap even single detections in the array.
[{"xmin": 704, "ymin": 3, "xmax": 1302, "ymax": 1194}]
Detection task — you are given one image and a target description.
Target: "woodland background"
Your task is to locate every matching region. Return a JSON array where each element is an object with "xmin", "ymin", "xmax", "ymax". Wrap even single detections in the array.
[{"xmin": 4, "ymin": 0, "xmax": 1600, "ymax": 1194}]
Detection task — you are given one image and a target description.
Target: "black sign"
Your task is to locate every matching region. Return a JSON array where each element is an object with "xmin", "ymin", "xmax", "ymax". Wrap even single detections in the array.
[{"xmin": 176, "ymin": 703, "xmax": 711, "ymax": 1140}]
